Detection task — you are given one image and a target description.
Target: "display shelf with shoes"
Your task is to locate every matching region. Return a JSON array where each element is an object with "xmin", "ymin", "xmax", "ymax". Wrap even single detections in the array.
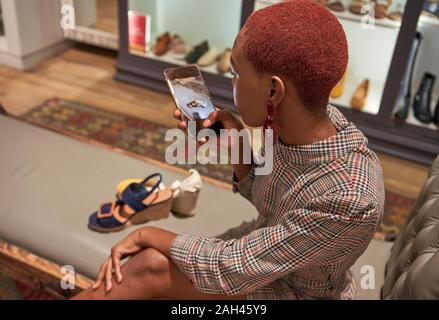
[
  {"xmin": 336, "ymin": 0, "xmax": 406, "ymax": 115},
  {"xmin": 330, "ymin": 74, "xmax": 386, "ymax": 114},
  {"xmin": 129, "ymin": 46, "xmax": 233, "ymax": 79},
  {"xmin": 392, "ymin": 2, "xmax": 439, "ymax": 132},
  {"xmin": 127, "ymin": 7, "xmax": 235, "ymax": 78},
  {"xmin": 116, "ymin": 0, "xmax": 252, "ymax": 110},
  {"xmin": 393, "ymin": 32, "xmax": 422, "ymax": 120},
  {"xmin": 255, "ymin": 0, "xmax": 407, "ymax": 115},
  {"xmin": 256, "ymin": 0, "xmax": 405, "ymax": 29},
  {"xmin": 115, "ymin": 0, "xmax": 438, "ymax": 164},
  {"xmin": 402, "ymin": 70, "xmax": 438, "ymax": 130}
]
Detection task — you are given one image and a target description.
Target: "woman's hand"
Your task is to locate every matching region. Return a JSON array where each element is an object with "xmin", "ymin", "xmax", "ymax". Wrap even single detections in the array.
[
  {"xmin": 92, "ymin": 228, "xmax": 144, "ymax": 292},
  {"xmin": 173, "ymin": 107, "xmax": 245, "ymax": 148},
  {"xmin": 174, "ymin": 107, "xmax": 244, "ymax": 131},
  {"xmin": 92, "ymin": 226, "xmax": 177, "ymax": 293}
]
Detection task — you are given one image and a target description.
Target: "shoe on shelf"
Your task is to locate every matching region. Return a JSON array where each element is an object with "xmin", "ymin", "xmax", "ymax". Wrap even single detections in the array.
[
  {"xmin": 393, "ymin": 32, "xmax": 423, "ymax": 120},
  {"xmin": 413, "ymin": 72, "xmax": 436, "ymax": 124},
  {"xmin": 349, "ymin": 1, "xmax": 368, "ymax": 15},
  {"xmin": 185, "ymin": 40, "xmax": 209, "ymax": 64},
  {"xmin": 388, "ymin": 3, "xmax": 404, "ymax": 21},
  {"xmin": 169, "ymin": 34, "xmax": 188, "ymax": 59},
  {"xmin": 388, "ymin": 11, "xmax": 403, "ymax": 21},
  {"xmin": 423, "ymin": 0, "xmax": 439, "ymax": 18},
  {"xmin": 330, "ymin": 69, "xmax": 348, "ymax": 98},
  {"xmin": 373, "ymin": 0, "xmax": 392, "ymax": 19},
  {"xmin": 217, "ymin": 48, "xmax": 232, "ymax": 74},
  {"xmin": 153, "ymin": 32, "xmax": 171, "ymax": 56},
  {"xmin": 351, "ymin": 79, "xmax": 370, "ymax": 111},
  {"xmin": 374, "ymin": 5, "xmax": 389, "ymax": 19},
  {"xmin": 327, "ymin": 1, "xmax": 345, "ymax": 12},
  {"xmin": 197, "ymin": 47, "xmax": 220, "ymax": 67}
]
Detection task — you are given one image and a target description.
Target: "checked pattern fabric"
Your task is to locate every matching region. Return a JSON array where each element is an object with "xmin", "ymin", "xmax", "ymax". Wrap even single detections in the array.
[{"xmin": 170, "ymin": 105, "xmax": 384, "ymax": 300}]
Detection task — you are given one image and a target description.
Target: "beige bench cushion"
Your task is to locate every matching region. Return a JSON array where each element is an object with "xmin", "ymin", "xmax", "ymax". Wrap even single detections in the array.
[
  {"xmin": 0, "ymin": 115, "xmax": 256, "ymax": 279},
  {"xmin": 0, "ymin": 115, "xmax": 394, "ymax": 299}
]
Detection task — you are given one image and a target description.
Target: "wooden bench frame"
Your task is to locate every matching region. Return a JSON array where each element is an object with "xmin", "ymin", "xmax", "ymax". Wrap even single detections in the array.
[{"xmin": 0, "ymin": 241, "xmax": 93, "ymax": 299}]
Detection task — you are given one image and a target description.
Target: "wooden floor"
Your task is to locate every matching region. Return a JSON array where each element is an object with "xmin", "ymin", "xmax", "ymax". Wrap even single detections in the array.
[{"xmin": 0, "ymin": 47, "xmax": 430, "ymax": 199}]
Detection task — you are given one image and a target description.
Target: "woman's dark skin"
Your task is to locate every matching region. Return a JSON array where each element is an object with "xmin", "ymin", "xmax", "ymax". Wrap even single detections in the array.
[{"xmin": 72, "ymin": 28, "xmax": 337, "ymax": 300}]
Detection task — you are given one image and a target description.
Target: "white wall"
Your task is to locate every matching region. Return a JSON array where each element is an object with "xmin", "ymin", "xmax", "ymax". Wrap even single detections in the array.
[
  {"xmin": 0, "ymin": 0, "xmax": 66, "ymax": 69},
  {"xmin": 74, "ymin": 0, "xmax": 97, "ymax": 28}
]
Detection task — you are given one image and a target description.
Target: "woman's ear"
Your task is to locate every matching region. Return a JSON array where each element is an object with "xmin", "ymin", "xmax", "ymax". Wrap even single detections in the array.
[{"xmin": 269, "ymin": 76, "xmax": 285, "ymax": 106}]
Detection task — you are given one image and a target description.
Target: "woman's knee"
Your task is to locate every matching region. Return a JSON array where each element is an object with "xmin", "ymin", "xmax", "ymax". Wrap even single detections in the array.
[{"xmin": 127, "ymin": 248, "xmax": 170, "ymax": 277}]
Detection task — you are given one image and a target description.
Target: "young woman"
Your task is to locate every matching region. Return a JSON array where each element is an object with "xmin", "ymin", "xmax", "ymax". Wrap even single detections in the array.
[{"xmin": 74, "ymin": 0, "xmax": 384, "ymax": 300}]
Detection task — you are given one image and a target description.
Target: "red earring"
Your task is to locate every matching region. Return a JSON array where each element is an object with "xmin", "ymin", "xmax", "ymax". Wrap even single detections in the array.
[{"xmin": 263, "ymin": 101, "xmax": 276, "ymax": 144}]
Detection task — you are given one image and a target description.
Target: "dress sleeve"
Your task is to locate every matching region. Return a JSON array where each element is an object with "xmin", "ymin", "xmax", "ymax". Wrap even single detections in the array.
[
  {"xmin": 214, "ymin": 215, "xmax": 263, "ymax": 241},
  {"xmin": 232, "ymin": 165, "xmax": 256, "ymax": 203},
  {"xmin": 169, "ymin": 191, "xmax": 380, "ymax": 296}
]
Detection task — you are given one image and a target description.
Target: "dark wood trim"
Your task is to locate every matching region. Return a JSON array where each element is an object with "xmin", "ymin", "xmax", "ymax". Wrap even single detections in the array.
[
  {"xmin": 241, "ymin": 0, "xmax": 256, "ymax": 27},
  {"xmin": 357, "ymin": 122, "xmax": 439, "ymax": 165},
  {"xmin": 378, "ymin": 0, "xmax": 425, "ymax": 119},
  {"xmin": 337, "ymin": 105, "xmax": 439, "ymax": 165}
]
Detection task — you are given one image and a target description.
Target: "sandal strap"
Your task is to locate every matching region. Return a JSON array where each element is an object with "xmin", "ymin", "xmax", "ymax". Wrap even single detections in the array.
[
  {"xmin": 121, "ymin": 173, "xmax": 163, "ymax": 213},
  {"xmin": 97, "ymin": 201, "xmax": 118, "ymax": 219},
  {"xmin": 140, "ymin": 173, "xmax": 163, "ymax": 192}
]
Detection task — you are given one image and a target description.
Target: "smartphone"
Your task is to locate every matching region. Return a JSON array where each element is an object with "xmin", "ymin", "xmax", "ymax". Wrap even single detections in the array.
[{"xmin": 163, "ymin": 65, "xmax": 224, "ymax": 137}]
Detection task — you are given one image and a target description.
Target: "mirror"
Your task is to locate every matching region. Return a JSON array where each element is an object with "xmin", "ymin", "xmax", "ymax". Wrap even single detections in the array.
[{"xmin": 60, "ymin": 0, "xmax": 119, "ymax": 49}]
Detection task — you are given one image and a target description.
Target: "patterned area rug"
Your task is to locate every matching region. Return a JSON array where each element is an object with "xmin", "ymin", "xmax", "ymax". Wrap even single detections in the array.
[
  {"xmin": 0, "ymin": 274, "xmax": 57, "ymax": 300},
  {"xmin": 17, "ymin": 98, "xmax": 417, "ymax": 241},
  {"xmin": 21, "ymin": 98, "xmax": 233, "ymax": 184}
]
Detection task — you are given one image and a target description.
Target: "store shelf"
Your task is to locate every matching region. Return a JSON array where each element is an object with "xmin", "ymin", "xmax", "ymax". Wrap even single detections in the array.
[
  {"xmin": 401, "ymin": 104, "xmax": 439, "ymax": 131},
  {"xmin": 130, "ymin": 49, "xmax": 233, "ymax": 79},
  {"xmin": 256, "ymin": 1, "xmax": 439, "ymax": 30},
  {"xmin": 419, "ymin": 12, "xmax": 439, "ymax": 29},
  {"xmin": 332, "ymin": 9, "xmax": 402, "ymax": 30},
  {"xmin": 256, "ymin": 0, "xmax": 401, "ymax": 28},
  {"xmin": 330, "ymin": 75, "xmax": 384, "ymax": 115}
]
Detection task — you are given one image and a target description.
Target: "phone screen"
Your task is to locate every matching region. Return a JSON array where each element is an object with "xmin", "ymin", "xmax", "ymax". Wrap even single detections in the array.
[{"xmin": 164, "ymin": 65, "xmax": 216, "ymax": 122}]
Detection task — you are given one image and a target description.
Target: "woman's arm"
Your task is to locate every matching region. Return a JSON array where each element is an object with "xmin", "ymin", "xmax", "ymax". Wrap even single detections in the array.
[
  {"xmin": 92, "ymin": 226, "xmax": 177, "ymax": 291},
  {"xmin": 137, "ymin": 226, "xmax": 177, "ymax": 258},
  {"xmin": 169, "ymin": 192, "xmax": 380, "ymax": 296}
]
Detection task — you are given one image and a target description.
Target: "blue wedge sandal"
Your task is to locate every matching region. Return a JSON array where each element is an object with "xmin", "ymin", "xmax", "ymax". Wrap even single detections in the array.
[{"xmin": 88, "ymin": 173, "xmax": 173, "ymax": 233}]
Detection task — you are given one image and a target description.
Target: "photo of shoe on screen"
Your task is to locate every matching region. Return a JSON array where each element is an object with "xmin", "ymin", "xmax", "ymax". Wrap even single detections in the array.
[{"xmin": 164, "ymin": 65, "xmax": 216, "ymax": 122}]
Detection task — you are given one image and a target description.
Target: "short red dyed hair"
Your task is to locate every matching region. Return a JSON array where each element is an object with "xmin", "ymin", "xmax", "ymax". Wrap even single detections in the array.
[{"xmin": 240, "ymin": 0, "xmax": 348, "ymax": 110}]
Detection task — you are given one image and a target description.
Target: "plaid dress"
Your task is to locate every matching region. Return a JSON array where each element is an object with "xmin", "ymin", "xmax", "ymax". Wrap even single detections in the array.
[{"xmin": 170, "ymin": 105, "xmax": 384, "ymax": 300}]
